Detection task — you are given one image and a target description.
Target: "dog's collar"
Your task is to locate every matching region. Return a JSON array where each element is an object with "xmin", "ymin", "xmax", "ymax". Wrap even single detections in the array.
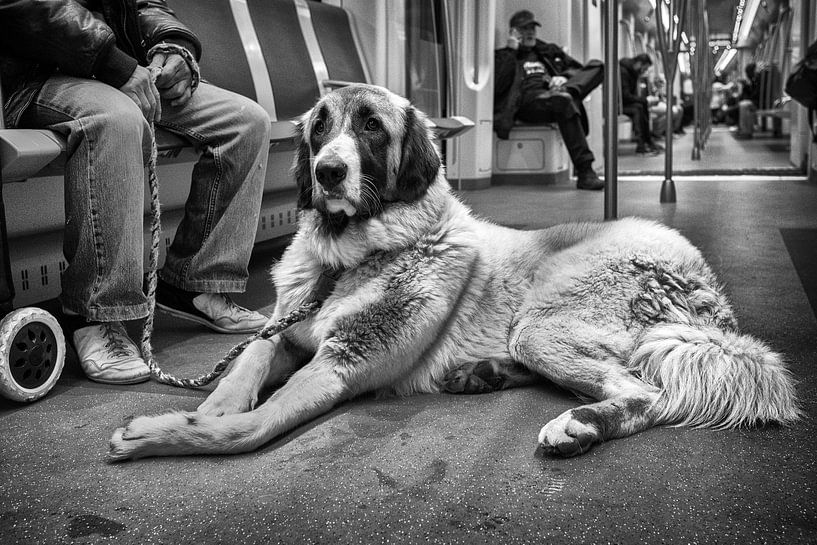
[{"xmin": 307, "ymin": 267, "xmax": 344, "ymax": 304}]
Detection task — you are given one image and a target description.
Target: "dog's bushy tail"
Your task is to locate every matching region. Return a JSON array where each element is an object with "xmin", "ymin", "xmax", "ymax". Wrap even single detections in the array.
[{"xmin": 629, "ymin": 324, "xmax": 800, "ymax": 429}]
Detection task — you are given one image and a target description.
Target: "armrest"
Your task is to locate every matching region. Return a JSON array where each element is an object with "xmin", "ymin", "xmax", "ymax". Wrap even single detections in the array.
[
  {"xmin": 427, "ymin": 116, "xmax": 474, "ymax": 140},
  {"xmin": 0, "ymin": 129, "xmax": 65, "ymax": 183},
  {"xmin": 323, "ymin": 80, "xmax": 356, "ymax": 90}
]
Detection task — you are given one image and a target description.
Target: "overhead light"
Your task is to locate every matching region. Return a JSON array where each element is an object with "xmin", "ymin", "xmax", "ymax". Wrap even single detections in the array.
[
  {"xmin": 714, "ymin": 48, "xmax": 738, "ymax": 74},
  {"xmin": 732, "ymin": 0, "xmax": 761, "ymax": 46}
]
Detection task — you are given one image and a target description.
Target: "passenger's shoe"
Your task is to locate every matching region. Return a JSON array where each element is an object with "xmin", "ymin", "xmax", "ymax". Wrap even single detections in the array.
[
  {"xmin": 156, "ymin": 279, "xmax": 268, "ymax": 334},
  {"xmin": 73, "ymin": 322, "xmax": 150, "ymax": 385},
  {"xmin": 539, "ymin": 89, "xmax": 574, "ymax": 111},
  {"xmin": 635, "ymin": 144, "xmax": 660, "ymax": 156},
  {"xmin": 576, "ymin": 167, "xmax": 604, "ymax": 190}
]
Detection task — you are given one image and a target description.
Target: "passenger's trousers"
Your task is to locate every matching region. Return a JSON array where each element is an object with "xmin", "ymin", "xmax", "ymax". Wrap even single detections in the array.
[
  {"xmin": 516, "ymin": 93, "xmax": 596, "ymax": 170},
  {"xmin": 20, "ymin": 78, "xmax": 271, "ymax": 322}
]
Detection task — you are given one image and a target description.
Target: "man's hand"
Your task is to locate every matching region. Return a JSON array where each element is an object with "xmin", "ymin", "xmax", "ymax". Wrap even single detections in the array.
[
  {"xmin": 148, "ymin": 52, "xmax": 194, "ymax": 108},
  {"xmin": 550, "ymin": 75, "xmax": 568, "ymax": 89},
  {"xmin": 118, "ymin": 65, "xmax": 162, "ymax": 122},
  {"xmin": 507, "ymin": 27, "xmax": 521, "ymax": 50}
]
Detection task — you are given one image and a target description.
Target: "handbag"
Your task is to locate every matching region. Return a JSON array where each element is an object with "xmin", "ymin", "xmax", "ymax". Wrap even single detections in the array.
[{"xmin": 785, "ymin": 39, "xmax": 817, "ymax": 140}]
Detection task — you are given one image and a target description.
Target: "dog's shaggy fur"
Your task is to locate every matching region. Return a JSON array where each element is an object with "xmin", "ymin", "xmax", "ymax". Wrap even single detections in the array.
[{"xmin": 109, "ymin": 84, "xmax": 799, "ymax": 461}]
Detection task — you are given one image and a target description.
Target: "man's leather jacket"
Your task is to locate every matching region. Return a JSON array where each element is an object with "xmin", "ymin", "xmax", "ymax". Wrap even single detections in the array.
[
  {"xmin": 0, "ymin": 0, "xmax": 202, "ymax": 127},
  {"xmin": 494, "ymin": 38, "xmax": 585, "ymax": 139}
]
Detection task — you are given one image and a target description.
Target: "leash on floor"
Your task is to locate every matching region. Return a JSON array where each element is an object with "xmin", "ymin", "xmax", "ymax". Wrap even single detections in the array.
[{"xmin": 138, "ymin": 86, "xmax": 327, "ymax": 389}]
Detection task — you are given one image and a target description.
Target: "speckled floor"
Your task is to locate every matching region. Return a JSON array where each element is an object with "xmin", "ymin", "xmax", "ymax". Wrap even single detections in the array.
[{"xmin": 1, "ymin": 175, "xmax": 815, "ymax": 544}]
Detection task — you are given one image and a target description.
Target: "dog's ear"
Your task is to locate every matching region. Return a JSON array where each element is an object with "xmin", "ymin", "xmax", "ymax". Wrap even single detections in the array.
[
  {"xmin": 292, "ymin": 114, "xmax": 313, "ymax": 209},
  {"xmin": 395, "ymin": 106, "xmax": 441, "ymax": 201}
]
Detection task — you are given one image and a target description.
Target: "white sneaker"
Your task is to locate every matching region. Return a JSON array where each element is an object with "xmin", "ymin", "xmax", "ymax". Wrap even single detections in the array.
[
  {"xmin": 155, "ymin": 279, "xmax": 268, "ymax": 334},
  {"xmin": 190, "ymin": 293, "xmax": 268, "ymax": 333},
  {"xmin": 73, "ymin": 322, "xmax": 150, "ymax": 384}
]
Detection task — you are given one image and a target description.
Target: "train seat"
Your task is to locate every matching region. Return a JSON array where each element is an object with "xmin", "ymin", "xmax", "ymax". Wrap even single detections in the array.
[
  {"xmin": 1, "ymin": 0, "xmax": 473, "ymax": 184},
  {"xmin": 491, "ymin": 123, "xmax": 569, "ymax": 185}
]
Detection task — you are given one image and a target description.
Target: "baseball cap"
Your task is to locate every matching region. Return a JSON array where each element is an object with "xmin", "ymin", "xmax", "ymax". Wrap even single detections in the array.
[{"xmin": 509, "ymin": 10, "xmax": 541, "ymax": 29}]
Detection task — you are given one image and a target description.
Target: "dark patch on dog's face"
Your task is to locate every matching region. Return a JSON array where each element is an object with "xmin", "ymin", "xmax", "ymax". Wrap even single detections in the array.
[
  {"xmin": 395, "ymin": 106, "xmax": 440, "ymax": 202},
  {"xmin": 351, "ymin": 102, "xmax": 391, "ymax": 210}
]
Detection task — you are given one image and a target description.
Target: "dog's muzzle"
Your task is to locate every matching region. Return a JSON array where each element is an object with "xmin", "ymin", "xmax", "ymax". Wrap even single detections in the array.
[{"xmin": 315, "ymin": 157, "xmax": 347, "ymax": 191}]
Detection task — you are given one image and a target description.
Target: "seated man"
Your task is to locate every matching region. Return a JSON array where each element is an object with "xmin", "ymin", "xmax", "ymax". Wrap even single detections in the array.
[
  {"xmin": 620, "ymin": 54, "xmax": 662, "ymax": 155},
  {"xmin": 494, "ymin": 9, "xmax": 604, "ymax": 191},
  {"xmin": 1, "ymin": 0, "xmax": 271, "ymax": 385}
]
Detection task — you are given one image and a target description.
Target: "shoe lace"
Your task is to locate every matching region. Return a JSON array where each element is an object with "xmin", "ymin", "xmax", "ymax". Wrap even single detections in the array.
[
  {"xmin": 219, "ymin": 295, "xmax": 253, "ymax": 317},
  {"xmin": 102, "ymin": 323, "xmax": 134, "ymax": 358}
]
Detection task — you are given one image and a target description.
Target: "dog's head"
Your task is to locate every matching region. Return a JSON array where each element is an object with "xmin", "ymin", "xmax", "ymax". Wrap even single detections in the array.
[{"xmin": 293, "ymin": 84, "xmax": 441, "ymax": 229}]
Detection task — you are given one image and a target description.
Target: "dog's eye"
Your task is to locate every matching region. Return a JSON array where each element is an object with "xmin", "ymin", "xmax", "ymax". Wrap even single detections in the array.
[
  {"xmin": 365, "ymin": 118, "xmax": 381, "ymax": 131},
  {"xmin": 314, "ymin": 120, "xmax": 325, "ymax": 135}
]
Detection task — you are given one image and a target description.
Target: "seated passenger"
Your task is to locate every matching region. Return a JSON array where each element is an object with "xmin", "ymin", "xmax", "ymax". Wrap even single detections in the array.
[
  {"xmin": 619, "ymin": 54, "xmax": 662, "ymax": 155},
  {"xmin": 736, "ymin": 63, "xmax": 760, "ymax": 138},
  {"xmin": 494, "ymin": 9, "xmax": 605, "ymax": 191},
  {"xmin": 0, "ymin": 0, "xmax": 271, "ymax": 385}
]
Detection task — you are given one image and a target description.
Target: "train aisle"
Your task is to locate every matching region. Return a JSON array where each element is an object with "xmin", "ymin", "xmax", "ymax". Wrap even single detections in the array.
[
  {"xmin": 618, "ymin": 125, "xmax": 800, "ymax": 175},
  {"xmin": 1, "ymin": 173, "xmax": 815, "ymax": 544}
]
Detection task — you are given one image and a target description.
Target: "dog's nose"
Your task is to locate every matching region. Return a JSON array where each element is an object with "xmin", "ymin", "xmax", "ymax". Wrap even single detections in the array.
[{"xmin": 315, "ymin": 159, "xmax": 347, "ymax": 190}]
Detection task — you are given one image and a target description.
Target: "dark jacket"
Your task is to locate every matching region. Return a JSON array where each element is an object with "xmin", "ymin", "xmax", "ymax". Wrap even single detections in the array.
[
  {"xmin": 619, "ymin": 57, "xmax": 648, "ymax": 109},
  {"xmin": 0, "ymin": 0, "xmax": 202, "ymax": 127},
  {"xmin": 494, "ymin": 39, "xmax": 586, "ymax": 139}
]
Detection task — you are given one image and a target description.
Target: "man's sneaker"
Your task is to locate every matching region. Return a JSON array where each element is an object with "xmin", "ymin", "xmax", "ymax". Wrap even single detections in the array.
[
  {"xmin": 73, "ymin": 322, "xmax": 150, "ymax": 385},
  {"xmin": 576, "ymin": 168, "xmax": 604, "ymax": 190},
  {"xmin": 156, "ymin": 279, "xmax": 268, "ymax": 334}
]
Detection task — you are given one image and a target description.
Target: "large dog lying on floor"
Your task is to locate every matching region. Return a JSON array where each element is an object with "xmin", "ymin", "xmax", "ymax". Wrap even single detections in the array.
[{"xmin": 109, "ymin": 84, "xmax": 799, "ymax": 461}]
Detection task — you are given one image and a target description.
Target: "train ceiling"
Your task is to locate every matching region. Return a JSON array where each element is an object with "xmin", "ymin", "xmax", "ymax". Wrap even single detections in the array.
[{"xmin": 622, "ymin": 0, "xmax": 788, "ymax": 52}]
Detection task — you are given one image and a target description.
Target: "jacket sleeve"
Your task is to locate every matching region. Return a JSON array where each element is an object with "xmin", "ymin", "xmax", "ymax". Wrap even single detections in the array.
[
  {"xmin": 539, "ymin": 42, "xmax": 583, "ymax": 75},
  {"xmin": 0, "ymin": 0, "xmax": 137, "ymax": 88},
  {"xmin": 494, "ymin": 48, "xmax": 518, "ymax": 102},
  {"xmin": 136, "ymin": 0, "xmax": 202, "ymax": 60},
  {"xmin": 558, "ymin": 49, "xmax": 584, "ymax": 73}
]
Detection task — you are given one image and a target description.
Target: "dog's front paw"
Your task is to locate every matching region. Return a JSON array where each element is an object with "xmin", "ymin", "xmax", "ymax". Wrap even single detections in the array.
[
  {"xmin": 198, "ymin": 383, "xmax": 256, "ymax": 416},
  {"xmin": 537, "ymin": 410, "xmax": 601, "ymax": 457},
  {"xmin": 108, "ymin": 412, "xmax": 194, "ymax": 462}
]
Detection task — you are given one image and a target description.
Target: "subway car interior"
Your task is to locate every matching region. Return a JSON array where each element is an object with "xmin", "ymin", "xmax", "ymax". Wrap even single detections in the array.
[{"xmin": 0, "ymin": 0, "xmax": 815, "ymax": 543}]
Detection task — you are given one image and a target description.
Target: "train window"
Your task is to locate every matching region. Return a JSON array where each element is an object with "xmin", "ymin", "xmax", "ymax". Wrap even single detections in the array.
[{"xmin": 405, "ymin": 0, "xmax": 447, "ymax": 117}]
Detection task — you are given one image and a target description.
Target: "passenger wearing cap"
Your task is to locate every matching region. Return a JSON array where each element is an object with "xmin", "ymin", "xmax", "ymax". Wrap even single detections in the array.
[{"xmin": 494, "ymin": 9, "xmax": 605, "ymax": 190}]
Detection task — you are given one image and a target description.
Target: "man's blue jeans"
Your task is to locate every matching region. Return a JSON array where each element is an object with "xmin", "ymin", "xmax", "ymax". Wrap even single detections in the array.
[{"xmin": 20, "ymin": 77, "xmax": 270, "ymax": 322}]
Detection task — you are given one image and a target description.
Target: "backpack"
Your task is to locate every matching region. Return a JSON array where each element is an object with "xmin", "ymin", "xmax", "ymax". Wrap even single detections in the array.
[{"xmin": 785, "ymin": 39, "xmax": 817, "ymax": 140}]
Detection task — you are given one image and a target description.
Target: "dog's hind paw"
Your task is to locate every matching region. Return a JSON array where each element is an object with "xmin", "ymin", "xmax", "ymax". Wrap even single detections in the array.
[
  {"xmin": 442, "ymin": 366, "xmax": 498, "ymax": 394},
  {"xmin": 537, "ymin": 410, "xmax": 601, "ymax": 457},
  {"xmin": 442, "ymin": 359, "xmax": 525, "ymax": 394}
]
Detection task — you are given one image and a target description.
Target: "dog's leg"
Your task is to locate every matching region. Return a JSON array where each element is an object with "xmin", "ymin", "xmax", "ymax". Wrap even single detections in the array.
[
  {"xmin": 510, "ymin": 314, "xmax": 660, "ymax": 457},
  {"xmin": 197, "ymin": 336, "xmax": 305, "ymax": 416},
  {"xmin": 109, "ymin": 274, "xmax": 465, "ymax": 460},
  {"xmin": 109, "ymin": 351, "xmax": 349, "ymax": 461},
  {"xmin": 442, "ymin": 357, "xmax": 539, "ymax": 394}
]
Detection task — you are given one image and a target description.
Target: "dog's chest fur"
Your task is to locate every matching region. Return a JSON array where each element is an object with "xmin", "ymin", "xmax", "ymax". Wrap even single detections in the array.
[{"xmin": 269, "ymin": 192, "xmax": 539, "ymax": 393}]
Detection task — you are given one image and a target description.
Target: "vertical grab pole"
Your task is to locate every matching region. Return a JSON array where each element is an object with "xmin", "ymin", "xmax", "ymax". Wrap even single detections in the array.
[
  {"xmin": 655, "ymin": 0, "xmax": 687, "ymax": 204},
  {"xmin": 602, "ymin": 0, "xmax": 619, "ymax": 220}
]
